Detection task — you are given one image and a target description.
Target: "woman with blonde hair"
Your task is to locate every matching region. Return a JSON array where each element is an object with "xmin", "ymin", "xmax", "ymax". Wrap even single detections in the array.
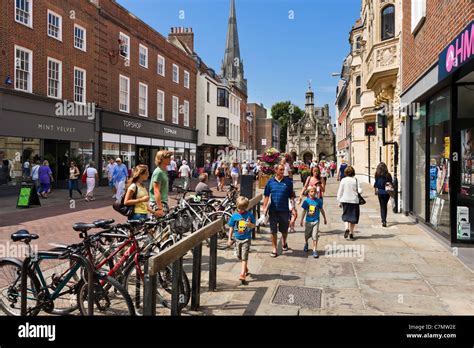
[
  {"xmin": 149, "ymin": 150, "xmax": 171, "ymax": 217},
  {"xmin": 124, "ymin": 164, "xmax": 151, "ymax": 220}
]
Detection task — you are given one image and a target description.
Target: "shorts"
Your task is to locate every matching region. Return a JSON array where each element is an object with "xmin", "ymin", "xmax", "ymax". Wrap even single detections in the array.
[
  {"xmin": 304, "ymin": 221, "xmax": 320, "ymax": 241},
  {"xmin": 269, "ymin": 210, "xmax": 289, "ymax": 235},
  {"xmin": 149, "ymin": 201, "xmax": 169, "ymax": 214},
  {"xmin": 234, "ymin": 238, "xmax": 251, "ymax": 261}
]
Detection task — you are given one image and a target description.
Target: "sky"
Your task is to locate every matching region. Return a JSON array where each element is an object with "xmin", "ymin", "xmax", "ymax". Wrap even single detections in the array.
[{"xmin": 116, "ymin": 0, "xmax": 361, "ymax": 123}]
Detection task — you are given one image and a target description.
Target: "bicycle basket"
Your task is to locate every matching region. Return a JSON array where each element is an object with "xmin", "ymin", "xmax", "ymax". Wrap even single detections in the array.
[{"xmin": 170, "ymin": 211, "xmax": 193, "ymax": 234}]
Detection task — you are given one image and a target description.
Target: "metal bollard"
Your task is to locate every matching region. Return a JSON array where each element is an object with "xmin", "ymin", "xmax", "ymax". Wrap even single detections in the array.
[
  {"xmin": 208, "ymin": 233, "xmax": 218, "ymax": 292},
  {"xmin": 171, "ymin": 257, "xmax": 183, "ymax": 316},
  {"xmin": 143, "ymin": 257, "xmax": 157, "ymax": 316},
  {"xmin": 191, "ymin": 242, "xmax": 202, "ymax": 311}
]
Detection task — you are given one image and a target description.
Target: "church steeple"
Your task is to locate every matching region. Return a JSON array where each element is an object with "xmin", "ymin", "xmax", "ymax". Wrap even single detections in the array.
[{"xmin": 221, "ymin": 0, "xmax": 247, "ymax": 95}]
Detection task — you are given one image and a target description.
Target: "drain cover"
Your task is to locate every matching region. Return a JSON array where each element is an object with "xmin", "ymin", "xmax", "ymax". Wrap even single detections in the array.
[{"xmin": 271, "ymin": 285, "xmax": 322, "ymax": 308}]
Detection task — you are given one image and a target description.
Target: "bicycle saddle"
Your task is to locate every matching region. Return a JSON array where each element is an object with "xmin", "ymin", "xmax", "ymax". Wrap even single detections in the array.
[
  {"xmin": 11, "ymin": 229, "xmax": 39, "ymax": 242},
  {"xmin": 72, "ymin": 223, "xmax": 96, "ymax": 232},
  {"xmin": 93, "ymin": 219, "xmax": 115, "ymax": 228}
]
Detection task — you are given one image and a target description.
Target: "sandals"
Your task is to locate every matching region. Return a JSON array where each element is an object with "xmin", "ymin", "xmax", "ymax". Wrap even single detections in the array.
[
  {"xmin": 282, "ymin": 244, "xmax": 289, "ymax": 251},
  {"xmin": 270, "ymin": 251, "xmax": 278, "ymax": 258}
]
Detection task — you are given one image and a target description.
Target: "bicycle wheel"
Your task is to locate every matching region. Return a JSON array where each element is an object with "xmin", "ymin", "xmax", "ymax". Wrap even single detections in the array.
[
  {"xmin": 123, "ymin": 252, "xmax": 189, "ymax": 314},
  {"xmin": 0, "ymin": 259, "xmax": 41, "ymax": 316},
  {"xmin": 77, "ymin": 274, "xmax": 135, "ymax": 316},
  {"xmin": 158, "ymin": 240, "xmax": 190, "ymax": 307}
]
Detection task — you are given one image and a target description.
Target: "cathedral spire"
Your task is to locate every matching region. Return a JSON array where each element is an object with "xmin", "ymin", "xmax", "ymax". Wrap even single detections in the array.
[{"xmin": 221, "ymin": 0, "xmax": 247, "ymax": 94}]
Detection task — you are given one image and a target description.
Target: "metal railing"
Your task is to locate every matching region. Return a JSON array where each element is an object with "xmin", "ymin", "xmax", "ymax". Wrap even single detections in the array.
[{"xmin": 143, "ymin": 194, "xmax": 262, "ymax": 316}]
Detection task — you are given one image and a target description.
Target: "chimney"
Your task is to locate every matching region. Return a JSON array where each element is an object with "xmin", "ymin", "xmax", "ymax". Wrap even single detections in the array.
[{"xmin": 168, "ymin": 27, "xmax": 194, "ymax": 52}]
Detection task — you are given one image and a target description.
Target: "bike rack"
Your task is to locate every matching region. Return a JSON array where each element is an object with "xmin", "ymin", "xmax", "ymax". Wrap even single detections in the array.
[{"xmin": 143, "ymin": 194, "xmax": 263, "ymax": 316}]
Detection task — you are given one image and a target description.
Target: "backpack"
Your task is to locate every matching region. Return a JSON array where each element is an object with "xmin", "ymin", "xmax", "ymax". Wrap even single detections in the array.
[{"xmin": 112, "ymin": 183, "xmax": 138, "ymax": 217}]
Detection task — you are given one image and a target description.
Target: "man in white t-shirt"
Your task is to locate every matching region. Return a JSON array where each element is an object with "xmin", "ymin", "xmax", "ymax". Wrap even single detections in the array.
[
  {"xmin": 167, "ymin": 156, "xmax": 178, "ymax": 191},
  {"xmin": 178, "ymin": 160, "xmax": 191, "ymax": 190}
]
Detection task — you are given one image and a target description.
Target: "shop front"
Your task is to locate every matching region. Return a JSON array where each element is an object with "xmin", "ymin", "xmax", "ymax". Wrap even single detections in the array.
[
  {"xmin": 402, "ymin": 21, "xmax": 474, "ymax": 245},
  {"xmin": 100, "ymin": 112, "xmax": 197, "ymax": 184},
  {"xmin": 0, "ymin": 89, "xmax": 97, "ymax": 192}
]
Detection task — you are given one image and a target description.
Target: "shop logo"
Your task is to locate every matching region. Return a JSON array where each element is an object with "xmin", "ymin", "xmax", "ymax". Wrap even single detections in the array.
[
  {"xmin": 445, "ymin": 23, "xmax": 473, "ymax": 73},
  {"xmin": 55, "ymin": 100, "xmax": 95, "ymax": 120}
]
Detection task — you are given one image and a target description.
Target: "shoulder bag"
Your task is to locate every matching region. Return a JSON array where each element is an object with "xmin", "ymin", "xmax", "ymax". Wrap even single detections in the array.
[
  {"xmin": 355, "ymin": 178, "xmax": 366, "ymax": 205},
  {"xmin": 113, "ymin": 183, "xmax": 138, "ymax": 217}
]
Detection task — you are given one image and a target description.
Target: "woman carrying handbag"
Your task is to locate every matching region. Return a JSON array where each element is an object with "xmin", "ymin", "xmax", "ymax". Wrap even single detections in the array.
[
  {"xmin": 374, "ymin": 162, "xmax": 393, "ymax": 227},
  {"xmin": 337, "ymin": 166, "xmax": 363, "ymax": 240}
]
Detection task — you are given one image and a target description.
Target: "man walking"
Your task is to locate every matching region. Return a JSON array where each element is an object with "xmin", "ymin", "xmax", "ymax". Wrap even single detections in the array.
[
  {"xmin": 178, "ymin": 160, "xmax": 191, "ymax": 190},
  {"xmin": 106, "ymin": 158, "xmax": 117, "ymax": 198},
  {"xmin": 262, "ymin": 164, "xmax": 293, "ymax": 257},
  {"xmin": 112, "ymin": 158, "xmax": 128, "ymax": 200},
  {"xmin": 167, "ymin": 156, "xmax": 177, "ymax": 191}
]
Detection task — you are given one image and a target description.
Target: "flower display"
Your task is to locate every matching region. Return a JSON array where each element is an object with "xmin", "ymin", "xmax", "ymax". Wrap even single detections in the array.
[{"xmin": 259, "ymin": 147, "xmax": 281, "ymax": 175}]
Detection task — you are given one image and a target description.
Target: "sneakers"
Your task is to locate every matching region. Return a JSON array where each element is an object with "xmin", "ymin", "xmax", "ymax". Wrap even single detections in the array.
[
  {"xmin": 282, "ymin": 244, "xmax": 289, "ymax": 251},
  {"xmin": 382, "ymin": 222, "xmax": 387, "ymax": 227},
  {"xmin": 312, "ymin": 250, "xmax": 319, "ymax": 258},
  {"xmin": 303, "ymin": 243, "xmax": 308, "ymax": 252}
]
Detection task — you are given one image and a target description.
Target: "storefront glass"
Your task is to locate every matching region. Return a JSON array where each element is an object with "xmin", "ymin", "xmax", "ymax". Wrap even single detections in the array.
[
  {"xmin": 0, "ymin": 137, "xmax": 40, "ymax": 187},
  {"xmin": 412, "ymin": 104, "xmax": 427, "ymax": 219},
  {"xmin": 102, "ymin": 142, "xmax": 120, "ymax": 178},
  {"xmin": 428, "ymin": 89, "xmax": 451, "ymax": 237},
  {"xmin": 120, "ymin": 143, "xmax": 136, "ymax": 170},
  {"xmin": 70, "ymin": 142, "xmax": 94, "ymax": 170},
  {"xmin": 457, "ymin": 83, "xmax": 474, "ymax": 242}
]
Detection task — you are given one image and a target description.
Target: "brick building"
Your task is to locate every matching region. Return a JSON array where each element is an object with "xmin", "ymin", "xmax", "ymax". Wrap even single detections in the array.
[
  {"xmin": 400, "ymin": 0, "xmax": 473, "ymax": 245},
  {"xmin": 248, "ymin": 103, "xmax": 279, "ymax": 156},
  {"xmin": 0, "ymin": 0, "xmax": 198, "ymax": 191}
]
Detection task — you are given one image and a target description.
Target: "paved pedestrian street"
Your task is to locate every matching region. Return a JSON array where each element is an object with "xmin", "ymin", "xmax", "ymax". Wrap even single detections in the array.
[{"xmin": 1, "ymin": 176, "xmax": 473, "ymax": 316}]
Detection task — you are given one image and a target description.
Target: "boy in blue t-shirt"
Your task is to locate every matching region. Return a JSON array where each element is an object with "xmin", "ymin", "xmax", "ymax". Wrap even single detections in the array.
[
  {"xmin": 300, "ymin": 186, "xmax": 327, "ymax": 258},
  {"xmin": 228, "ymin": 196, "xmax": 256, "ymax": 283}
]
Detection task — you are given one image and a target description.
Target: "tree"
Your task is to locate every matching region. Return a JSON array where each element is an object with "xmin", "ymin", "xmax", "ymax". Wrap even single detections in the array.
[{"xmin": 271, "ymin": 101, "xmax": 304, "ymax": 153}]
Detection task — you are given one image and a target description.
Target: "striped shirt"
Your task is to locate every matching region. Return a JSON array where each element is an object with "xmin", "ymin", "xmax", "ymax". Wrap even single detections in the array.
[{"xmin": 264, "ymin": 176, "xmax": 293, "ymax": 212}]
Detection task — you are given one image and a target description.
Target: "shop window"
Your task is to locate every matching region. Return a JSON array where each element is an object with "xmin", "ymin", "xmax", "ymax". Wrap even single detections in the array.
[
  {"xmin": 381, "ymin": 5, "xmax": 395, "ymax": 41},
  {"xmin": 411, "ymin": 103, "xmax": 426, "ymax": 219},
  {"xmin": 428, "ymin": 89, "xmax": 451, "ymax": 237},
  {"xmin": 120, "ymin": 143, "xmax": 136, "ymax": 170},
  {"xmin": 102, "ymin": 142, "xmax": 120, "ymax": 178},
  {"xmin": 0, "ymin": 137, "xmax": 40, "ymax": 187}
]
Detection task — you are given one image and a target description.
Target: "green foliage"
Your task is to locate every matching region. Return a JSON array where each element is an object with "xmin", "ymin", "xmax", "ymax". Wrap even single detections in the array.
[{"xmin": 271, "ymin": 101, "xmax": 304, "ymax": 152}]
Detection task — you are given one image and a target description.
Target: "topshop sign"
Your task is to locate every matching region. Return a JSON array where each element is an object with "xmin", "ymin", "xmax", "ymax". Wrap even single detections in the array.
[{"xmin": 438, "ymin": 21, "xmax": 474, "ymax": 81}]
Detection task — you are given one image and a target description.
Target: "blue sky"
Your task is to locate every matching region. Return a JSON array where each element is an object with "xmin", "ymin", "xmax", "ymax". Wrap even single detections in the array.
[{"xmin": 117, "ymin": 0, "xmax": 361, "ymax": 123}]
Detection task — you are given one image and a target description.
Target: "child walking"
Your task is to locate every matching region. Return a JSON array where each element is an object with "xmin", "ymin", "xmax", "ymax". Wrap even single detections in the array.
[
  {"xmin": 228, "ymin": 196, "xmax": 256, "ymax": 283},
  {"xmin": 300, "ymin": 186, "xmax": 327, "ymax": 258}
]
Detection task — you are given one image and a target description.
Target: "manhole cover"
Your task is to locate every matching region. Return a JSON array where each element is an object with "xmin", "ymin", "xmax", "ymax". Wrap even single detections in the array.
[{"xmin": 271, "ymin": 285, "xmax": 322, "ymax": 308}]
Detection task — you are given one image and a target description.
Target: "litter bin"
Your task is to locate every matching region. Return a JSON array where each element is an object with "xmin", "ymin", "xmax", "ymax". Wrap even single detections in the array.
[{"xmin": 240, "ymin": 175, "xmax": 255, "ymax": 200}]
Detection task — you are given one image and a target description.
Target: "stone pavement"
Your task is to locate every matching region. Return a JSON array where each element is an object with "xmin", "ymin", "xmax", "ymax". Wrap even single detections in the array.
[
  {"xmin": 189, "ymin": 176, "xmax": 474, "ymax": 316},
  {"xmin": 0, "ymin": 175, "xmax": 473, "ymax": 315}
]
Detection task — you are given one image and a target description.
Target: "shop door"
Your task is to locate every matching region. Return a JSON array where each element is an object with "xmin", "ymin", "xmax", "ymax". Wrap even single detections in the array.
[
  {"xmin": 137, "ymin": 146, "xmax": 150, "ymax": 167},
  {"xmin": 43, "ymin": 140, "xmax": 70, "ymax": 188}
]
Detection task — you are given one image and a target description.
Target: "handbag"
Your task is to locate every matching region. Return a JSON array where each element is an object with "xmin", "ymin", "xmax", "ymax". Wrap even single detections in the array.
[
  {"xmin": 385, "ymin": 181, "xmax": 395, "ymax": 197},
  {"xmin": 355, "ymin": 178, "xmax": 366, "ymax": 205},
  {"xmin": 81, "ymin": 171, "xmax": 87, "ymax": 184},
  {"xmin": 113, "ymin": 183, "xmax": 138, "ymax": 217}
]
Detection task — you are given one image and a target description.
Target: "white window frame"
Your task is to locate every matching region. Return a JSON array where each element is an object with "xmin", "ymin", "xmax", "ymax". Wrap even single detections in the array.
[
  {"xmin": 15, "ymin": 0, "xmax": 33, "ymax": 28},
  {"xmin": 47, "ymin": 9, "xmax": 62, "ymax": 41},
  {"xmin": 183, "ymin": 100, "xmax": 189, "ymax": 127},
  {"xmin": 14, "ymin": 45, "xmax": 33, "ymax": 93},
  {"xmin": 119, "ymin": 75, "xmax": 130, "ymax": 113},
  {"xmin": 74, "ymin": 24, "xmax": 87, "ymax": 52},
  {"xmin": 73, "ymin": 67, "xmax": 86, "ymax": 104},
  {"xmin": 172, "ymin": 64, "xmax": 179, "ymax": 84},
  {"xmin": 172, "ymin": 96, "xmax": 179, "ymax": 124},
  {"xmin": 411, "ymin": 0, "xmax": 426, "ymax": 34},
  {"xmin": 157, "ymin": 89, "xmax": 165, "ymax": 121},
  {"xmin": 47, "ymin": 57, "xmax": 62, "ymax": 99},
  {"xmin": 119, "ymin": 32, "xmax": 130, "ymax": 61},
  {"xmin": 157, "ymin": 55, "xmax": 165, "ymax": 76},
  {"xmin": 184, "ymin": 70, "xmax": 190, "ymax": 89},
  {"xmin": 138, "ymin": 82, "xmax": 148, "ymax": 117},
  {"xmin": 139, "ymin": 44, "xmax": 148, "ymax": 68}
]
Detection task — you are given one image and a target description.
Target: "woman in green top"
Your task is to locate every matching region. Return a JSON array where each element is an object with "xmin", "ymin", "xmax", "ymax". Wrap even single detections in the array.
[
  {"xmin": 124, "ymin": 164, "xmax": 151, "ymax": 220},
  {"xmin": 149, "ymin": 150, "xmax": 171, "ymax": 217}
]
